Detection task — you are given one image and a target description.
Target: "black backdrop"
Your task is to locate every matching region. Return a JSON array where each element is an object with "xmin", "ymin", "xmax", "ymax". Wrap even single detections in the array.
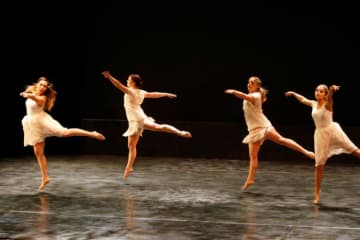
[{"xmin": 2, "ymin": 1, "xmax": 358, "ymax": 157}]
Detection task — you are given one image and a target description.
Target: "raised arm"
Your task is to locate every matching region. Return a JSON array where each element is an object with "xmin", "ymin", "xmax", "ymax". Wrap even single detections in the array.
[
  {"xmin": 325, "ymin": 85, "xmax": 340, "ymax": 111},
  {"xmin": 145, "ymin": 92, "xmax": 177, "ymax": 99},
  {"xmin": 284, "ymin": 91, "xmax": 313, "ymax": 107},
  {"xmin": 102, "ymin": 71, "xmax": 130, "ymax": 94},
  {"xmin": 224, "ymin": 89, "xmax": 256, "ymax": 104}
]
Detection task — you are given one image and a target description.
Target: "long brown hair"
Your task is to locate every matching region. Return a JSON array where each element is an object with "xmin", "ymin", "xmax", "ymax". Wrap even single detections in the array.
[{"xmin": 24, "ymin": 76, "xmax": 57, "ymax": 112}]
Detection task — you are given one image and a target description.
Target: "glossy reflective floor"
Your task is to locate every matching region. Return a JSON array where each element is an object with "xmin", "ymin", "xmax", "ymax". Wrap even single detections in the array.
[{"xmin": 0, "ymin": 155, "xmax": 359, "ymax": 239}]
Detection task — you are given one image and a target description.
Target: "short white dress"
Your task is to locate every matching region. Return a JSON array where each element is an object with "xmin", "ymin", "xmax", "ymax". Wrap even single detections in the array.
[
  {"xmin": 22, "ymin": 98, "xmax": 67, "ymax": 146},
  {"xmin": 122, "ymin": 88, "xmax": 154, "ymax": 137},
  {"xmin": 312, "ymin": 102, "xmax": 357, "ymax": 166},
  {"xmin": 242, "ymin": 92, "xmax": 273, "ymax": 144}
]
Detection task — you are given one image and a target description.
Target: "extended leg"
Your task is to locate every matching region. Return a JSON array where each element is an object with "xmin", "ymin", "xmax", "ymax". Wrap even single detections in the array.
[{"xmin": 266, "ymin": 128, "xmax": 315, "ymax": 159}]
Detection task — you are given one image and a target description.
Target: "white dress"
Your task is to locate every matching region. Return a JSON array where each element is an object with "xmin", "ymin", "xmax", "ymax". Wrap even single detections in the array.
[
  {"xmin": 312, "ymin": 102, "xmax": 357, "ymax": 166},
  {"xmin": 122, "ymin": 88, "xmax": 153, "ymax": 137},
  {"xmin": 22, "ymin": 98, "xmax": 67, "ymax": 146},
  {"xmin": 242, "ymin": 92, "xmax": 273, "ymax": 144}
]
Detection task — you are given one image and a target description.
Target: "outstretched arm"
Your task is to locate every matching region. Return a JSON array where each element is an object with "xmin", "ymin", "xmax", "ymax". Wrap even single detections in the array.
[
  {"xmin": 224, "ymin": 89, "xmax": 255, "ymax": 104},
  {"xmin": 145, "ymin": 92, "xmax": 176, "ymax": 99},
  {"xmin": 102, "ymin": 71, "xmax": 130, "ymax": 94},
  {"xmin": 284, "ymin": 91, "xmax": 313, "ymax": 107}
]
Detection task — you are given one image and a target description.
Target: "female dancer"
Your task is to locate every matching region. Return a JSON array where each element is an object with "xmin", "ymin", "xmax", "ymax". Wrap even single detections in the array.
[
  {"xmin": 225, "ymin": 76, "xmax": 315, "ymax": 191},
  {"xmin": 20, "ymin": 76, "xmax": 105, "ymax": 190},
  {"xmin": 285, "ymin": 84, "xmax": 360, "ymax": 204},
  {"xmin": 102, "ymin": 70, "xmax": 192, "ymax": 180}
]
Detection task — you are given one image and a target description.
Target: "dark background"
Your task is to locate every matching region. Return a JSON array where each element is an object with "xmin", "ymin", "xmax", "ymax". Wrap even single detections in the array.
[{"xmin": 2, "ymin": 1, "xmax": 359, "ymax": 158}]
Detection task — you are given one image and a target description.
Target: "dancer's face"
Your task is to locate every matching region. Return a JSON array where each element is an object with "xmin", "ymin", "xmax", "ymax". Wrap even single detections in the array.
[
  {"xmin": 314, "ymin": 85, "xmax": 327, "ymax": 101},
  {"xmin": 36, "ymin": 79, "xmax": 49, "ymax": 95},
  {"xmin": 247, "ymin": 78, "xmax": 259, "ymax": 93},
  {"xmin": 127, "ymin": 77, "xmax": 135, "ymax": 88}
]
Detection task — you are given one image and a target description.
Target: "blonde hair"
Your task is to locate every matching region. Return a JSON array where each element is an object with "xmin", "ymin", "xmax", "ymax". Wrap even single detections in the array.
[
  {"xmin": 316, "ymin": 84, "xmax": 329, "ymax": 95},
  {"xmin": 250, "ymin": 76, "xmax": 268, "ymax": 103},
  {"xmin": 24, "ymin": 76, "xmax": 57, "ymax": 112}
]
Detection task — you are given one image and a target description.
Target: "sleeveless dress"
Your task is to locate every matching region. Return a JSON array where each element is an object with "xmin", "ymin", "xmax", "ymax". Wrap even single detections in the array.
[
  {"xmin": 122, "ymin": 88, "xmax": 153, "ymax": 137},
  {"xmin": 22, "ymin": 98, "xmax": 67, "ymax": 146},
  {"xmin": 242, "ymin": 92, "xmax": 273, "ymax": 144},
  {"xmin": 312, "ymin": 102, "xmax": 357, "ymax": 166}
]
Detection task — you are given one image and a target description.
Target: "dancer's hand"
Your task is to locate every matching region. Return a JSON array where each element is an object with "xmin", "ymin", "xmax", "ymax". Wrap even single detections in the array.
[
  {"xmin": 102, "ymin": 70, "xmax": 110, "ymax": 78},
  {"xmin": 284, "ymin": 91, "xmax": 295, "ymax": 97},
  {"xmin": 167, "ymin": 93, "xmax": 176, "ymax": 98},
  {"xmin": 330, "ymin": 85, "xmax": 340, "ymax": 91},
  {"xmin": 20, "ymin": 92, "xmax": 33, "ymax": 98},
  {"xmin": 224, "ymin": 89, "xmax": 235, "ymax": 94}
]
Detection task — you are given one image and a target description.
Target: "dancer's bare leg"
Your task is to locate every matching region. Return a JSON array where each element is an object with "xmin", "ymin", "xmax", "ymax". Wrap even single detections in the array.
[
  {"xmin": 124, "ymin": 134, "xmax": 140, "ymax": 180},
  {"xmin": 144, "ymin": 121, "xmax": 192, "ymax": 138},
  {"xmin": 314, "ymin": 165, "xmax": 324, "ymax": 204},
  {"xmin": 242, "ymin": 142, "xmax": 261, "ymax": 191},
  {"xmin": 62, "ymin": 128, "xmax": 105, "ymax": 141},
  {"xmin": 34, "ymin": 142, "xmax": 50, "ymax": 191},
  {"xmin": 266, "ymin": 128, "xmax": 315, "ymax": 159}
]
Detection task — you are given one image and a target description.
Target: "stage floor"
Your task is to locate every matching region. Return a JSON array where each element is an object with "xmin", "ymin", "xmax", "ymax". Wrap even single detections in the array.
[{"xmin": 0, "ymin": 155, "xmax": 359, "ymax": 239}]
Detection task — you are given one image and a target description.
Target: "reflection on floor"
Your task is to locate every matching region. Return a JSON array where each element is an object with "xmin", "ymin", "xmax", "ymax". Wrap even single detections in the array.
[{"xmin": 0, "ymin": 155, "xmax": 359, "ymax": 239}]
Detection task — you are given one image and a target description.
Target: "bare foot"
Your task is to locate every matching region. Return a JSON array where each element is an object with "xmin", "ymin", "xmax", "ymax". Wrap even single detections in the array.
[
  {"xmin": 39, "ymin": 178, "xmax": 50, "ymax": 191},
  {"xmin": 242, "ymin": 180, "xmax": 254, "ymax": 191},
  {"xmin": 93, "ymin": 131, "xmax": 105, "ymax": 141},
  {"xmin": 123, "ymin": 167, "xmax": 132, "ymax": 180},
  {"xmin": 179, "ymin": 131, "xmax": 192, "ymax": 138},
  {"xmin": 314, "ymin": 190, "xmax": 321, "ymax": 204}
]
